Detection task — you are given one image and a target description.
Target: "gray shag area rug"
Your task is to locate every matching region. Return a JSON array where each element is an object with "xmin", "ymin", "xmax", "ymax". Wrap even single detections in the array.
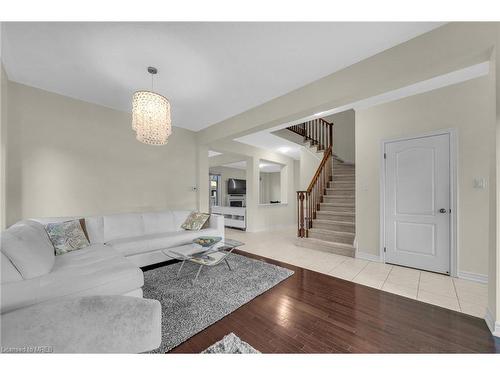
[
  {"xmin": 143, "ymin": 252, "xmax": 293, "ymax": 353},
  {"xmin": 202, "ymin": 332, "xmax": 260, "ymax": 353}
]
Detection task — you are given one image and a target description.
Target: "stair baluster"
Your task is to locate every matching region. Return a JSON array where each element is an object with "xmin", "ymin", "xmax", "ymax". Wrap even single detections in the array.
[{"xmin": 288, "ymin": 117, "xmax": 334, "ymax": 238}]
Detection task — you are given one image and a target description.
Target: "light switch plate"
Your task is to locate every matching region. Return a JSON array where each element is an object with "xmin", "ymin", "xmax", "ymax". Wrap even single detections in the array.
[{"xmin": 473, "ymin": 178, "xmax": 486, "ymax": 189}]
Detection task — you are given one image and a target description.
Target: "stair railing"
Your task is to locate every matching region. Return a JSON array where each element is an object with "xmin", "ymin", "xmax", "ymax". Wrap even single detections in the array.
[
  {"xmin": 290, "ymin": 117, "xmax": 334, "ymax": 238},
  {"xmin": 288, "ymin": 118, "xmax": 333, "ymax": 151},
  {"xmin": 296, "ymin": 145, "xmax": 333, "ymax": 238}
]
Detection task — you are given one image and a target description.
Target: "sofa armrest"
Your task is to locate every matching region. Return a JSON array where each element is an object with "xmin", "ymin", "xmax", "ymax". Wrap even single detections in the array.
[{"xmin": 209, "ymin": 214, "xmax": 225, "ymax": 236}]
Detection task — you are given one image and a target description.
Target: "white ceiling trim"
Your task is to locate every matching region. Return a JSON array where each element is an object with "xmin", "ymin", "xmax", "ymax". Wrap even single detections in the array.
[
  {"xmin": 208, "ymin": 150, "xmax": 222, "ymax": 157},
  {"xmin": 218, "ymin": 160, "xmax": 282, "ymax": 172},
  {"xmin": 221, "ymin": 161, "xmax": 247, "ymax": 170}
]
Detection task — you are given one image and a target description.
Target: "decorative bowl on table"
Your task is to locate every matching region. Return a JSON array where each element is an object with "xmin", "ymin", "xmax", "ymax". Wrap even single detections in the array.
[{"xmin": 192, "ymin": 236, "xmax": 222, "ymax": 248}]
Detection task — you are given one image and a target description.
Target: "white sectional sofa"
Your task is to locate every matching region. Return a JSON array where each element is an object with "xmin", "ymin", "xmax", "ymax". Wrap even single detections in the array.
[{"xmin": 0, "ymin": 210, "xmax": 224, "ymax": 314}]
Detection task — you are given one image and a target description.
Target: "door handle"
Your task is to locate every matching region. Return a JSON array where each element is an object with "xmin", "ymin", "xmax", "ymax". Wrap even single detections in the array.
[{"xmin": 439, "ymin": 208, "xmax": 447, "ymax": 213}]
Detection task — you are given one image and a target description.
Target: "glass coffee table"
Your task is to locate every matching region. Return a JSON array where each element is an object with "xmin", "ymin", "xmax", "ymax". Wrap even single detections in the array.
[{"xmin": 162, "ymin": 238, "xmax": 244, "ymax": 282}]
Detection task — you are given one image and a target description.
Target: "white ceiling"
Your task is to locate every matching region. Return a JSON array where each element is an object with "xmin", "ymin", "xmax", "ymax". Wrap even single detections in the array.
[
  {"xmin": 235, "ymin": 132, "xmax": 303, "ymax": 160},
  {"xmin": 2, "ymin": 22, "xmax": 443, "ymax": 131}
]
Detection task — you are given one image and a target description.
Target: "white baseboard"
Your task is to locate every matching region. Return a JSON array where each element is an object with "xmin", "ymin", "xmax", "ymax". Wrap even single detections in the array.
[
  {"xmin": 485, "ymin": 307, "xmax": 500, "ymax": 337},
  {"xmin": 457, "ymin": 270, "xmax": 488, "ymax": 284},
  {"xmin": 355, "ymin": 250, "xmax": 382, "ymax": 263}
]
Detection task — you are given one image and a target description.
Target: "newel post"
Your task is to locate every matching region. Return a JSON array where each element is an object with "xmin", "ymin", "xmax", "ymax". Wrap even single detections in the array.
[{"xmin": 297, "ymin": 191, "xmax": 306, "ymax": 237}]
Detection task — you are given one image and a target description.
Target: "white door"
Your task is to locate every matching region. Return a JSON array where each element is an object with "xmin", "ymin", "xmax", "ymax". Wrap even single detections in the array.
[{"xmin": 384, "ymin": 133, "xmax": 450, "ymax": 274}]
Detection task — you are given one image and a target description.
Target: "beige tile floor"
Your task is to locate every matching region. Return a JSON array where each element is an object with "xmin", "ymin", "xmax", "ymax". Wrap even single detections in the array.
[{"xmin": 225, "ymin": 226, "xmax": 488, "ymax": 318}]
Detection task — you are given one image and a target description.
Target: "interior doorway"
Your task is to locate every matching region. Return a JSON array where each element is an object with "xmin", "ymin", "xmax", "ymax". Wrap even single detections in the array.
[{"xmin": 209, "ymin": 174, "xmax": 222, "ymax": 210}]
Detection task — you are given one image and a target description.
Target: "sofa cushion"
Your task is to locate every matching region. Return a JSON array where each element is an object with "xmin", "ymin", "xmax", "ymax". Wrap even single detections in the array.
[
  {"xmin": 1, "ymin": 220, "xmax": 55, "ymax": 279},
  {"xmin": 0, "ymin": 244, "xmax": 143, "ymax": 314},
  {"xmin": 142, "ymin": 211, "xmax": 176, "ymax": 234},
  {"xmin": 1, "ymin": 252, "xmax": 23, "ymax": 283},
  {"xmin": 103, "ymin": 213, "xmax": 145, "ymax": 242},
  {"xmin": 84, "ymin": 215, "xmax": 104, "ymax": 244},
  {"xmin": 45, "ymin": 220, "xmax": 90, "ymax": 255},
  {"xmin": 29, "ymin": 217, "xmax": 90, "ymax": 242},
  {"xmin": 107, "ymin": 227, "xmax": 222, "ymax": 257}
]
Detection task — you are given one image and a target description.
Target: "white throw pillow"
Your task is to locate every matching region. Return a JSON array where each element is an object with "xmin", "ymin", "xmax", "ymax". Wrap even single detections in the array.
[{"xmin": 1, "ymin": 220, "xmax": 55, "ymax": 279}]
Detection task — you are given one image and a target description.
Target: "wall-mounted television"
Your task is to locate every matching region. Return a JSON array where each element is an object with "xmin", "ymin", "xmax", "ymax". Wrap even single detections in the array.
[{"xmin": 227, "ymin": 178, "xmax": 246, "ymax": 195}]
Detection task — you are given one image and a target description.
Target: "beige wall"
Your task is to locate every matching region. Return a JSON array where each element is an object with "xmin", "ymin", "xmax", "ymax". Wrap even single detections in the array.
[
  {"xmin": 209, "ymin": 165, "xmax": 246, "ymax": 206},
  {"xmin": 299, "ymin": 146, "xmax": 321, "ymax": 191},
  {"xmin": 356, "ymin": 75, "xmax": 494, "ymax": 276},
  {"xmin": 5, "ymin": 82, "xmax": 199, "ymax": 225},
  {"xmin": 0, "ymin": 64, "xmax": 7, "ymax": 229},
  {"xmin": 259, "ymin": 171, "xmax": 281, "ymax": 204},
  {"xmin": 325, "ymin": 109, "xmax": 355, "ymax": 164}
]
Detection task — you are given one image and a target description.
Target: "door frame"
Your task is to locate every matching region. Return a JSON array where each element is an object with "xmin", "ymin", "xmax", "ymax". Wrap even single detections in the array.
[
  {"xmin": 209, "ymin": 173, "xmax": 222, "ymax": 208},
  {"xmin": 379, "ymin": 128, "xmax": 458, "ymax": 277}
]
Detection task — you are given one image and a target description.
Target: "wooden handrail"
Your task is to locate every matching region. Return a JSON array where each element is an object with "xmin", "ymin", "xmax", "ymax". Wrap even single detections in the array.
[
  {"xmin": 307, "ymin": 146, "xmax": 332, "ymax": 192},
  {"xmin": 290, "ymin": 117, "xmax": 335, "ymax": 238},
  {"xmin": 318, "ymin": 118, "xmax": 332, "ymax": 126}
]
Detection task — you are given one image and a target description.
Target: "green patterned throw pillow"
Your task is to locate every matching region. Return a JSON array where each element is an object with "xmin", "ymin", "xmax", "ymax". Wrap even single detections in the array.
[
  {"xmin": 45, "ymin": 220, "xmax": 90, "ymax": 255},
  {"xmin": 181, "ymin": 212, "xmax": 210, "ymax": 231}
]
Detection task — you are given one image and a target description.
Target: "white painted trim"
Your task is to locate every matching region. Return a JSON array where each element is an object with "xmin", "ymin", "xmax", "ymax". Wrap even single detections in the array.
[
  {"xmin": 457, "ymin": 271, "xmax": 488, "ymax": 284},
  {"xmin": 485, "ymin": 307, "xmax": 500, "ymax": 337},
  {"xmin": 356, "ymin": 250, "xmax": 382, "ymax": 263},
  {"xmin": 380, "ymin": 128, "xmax": 458, "ymax": 277}
]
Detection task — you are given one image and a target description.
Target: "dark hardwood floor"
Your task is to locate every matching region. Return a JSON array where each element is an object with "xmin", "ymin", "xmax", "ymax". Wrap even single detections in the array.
[{"xmin": 166, "ymin": 250, "xmax": 500, "ymax": 353}]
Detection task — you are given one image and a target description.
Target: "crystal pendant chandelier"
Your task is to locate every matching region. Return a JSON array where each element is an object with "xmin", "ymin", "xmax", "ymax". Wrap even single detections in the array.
[{"xmin": 132, "ymin": 67, "xmax": 171, "ymax": 145}]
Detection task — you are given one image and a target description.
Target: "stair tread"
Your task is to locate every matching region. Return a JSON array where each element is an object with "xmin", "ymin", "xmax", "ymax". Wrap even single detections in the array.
[
  {"xmin": 309, "ymin": 228, "xmax": 355, "ymax": 236},
  {"xmin": 317, "ymin": 210, "xmax": 354, "ymax": 216},
  {"xmin": 313, "ymin": 218, "xmax": 355, "ymax": 226},
  {"xmin": 321, "ymin": 202, "xmax": 356, "ymax": 208},
  {"xmin": 324, "ymin": 194, "xmax": 354, "ymax": 199},
  {"xmin": 326, "ymin": 188, "xmax": 356, "ymax": 195}
]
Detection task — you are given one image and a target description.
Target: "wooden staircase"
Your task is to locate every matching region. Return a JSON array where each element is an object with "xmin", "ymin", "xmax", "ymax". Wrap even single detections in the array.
[
  {"xmin": 291, "ymin": 119, "xmax": 355, "ymax": 257},
  {"xmin": 303, "ymin": 158, "xmax": 355, "ymax": 257}
]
